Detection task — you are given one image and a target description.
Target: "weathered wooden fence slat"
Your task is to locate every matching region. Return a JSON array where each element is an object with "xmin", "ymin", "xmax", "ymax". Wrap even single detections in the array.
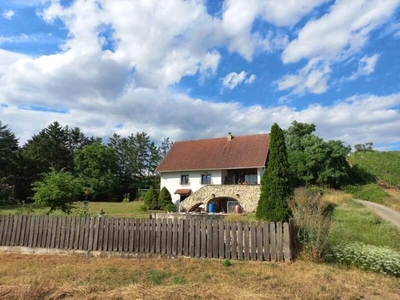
[
  {"xmin": 270, "ymin": 222, "xmax": 276, "ymax": 261},
  {"xmin": 0, "ymin": 215, "xmax": 294, "ymax": 262},
  {"xmin": 250, "ymin": 222, "xmax": 256, "ymax": 261},
  {"xmin": 225, "ymin": 221, "xmax": 231, "ymax": 259},
  {"xmin": 277, "ymin": 222, "xmax": 283, "ymax": 261}
]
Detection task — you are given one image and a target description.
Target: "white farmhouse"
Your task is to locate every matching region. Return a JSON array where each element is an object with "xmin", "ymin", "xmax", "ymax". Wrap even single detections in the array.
[{"xmin": 156, "ymin": 132, "xmax": 270, "ymax": 213}]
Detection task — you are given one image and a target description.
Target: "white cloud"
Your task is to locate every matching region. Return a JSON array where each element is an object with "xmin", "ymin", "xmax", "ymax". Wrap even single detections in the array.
[
  {"xmin": 0, "ymin": 34, "xmax": 32, "ymax": 44},
  {"xmin": 346, "ymin": 54, "xmax": 380, "ymax": 81},
  {"xmin": 0, "ymin": 49, "xmax": 28, "ymax": 74},
  {"xmin": 1, "ymin": 91, "xmax": 399, "ymax": 148},
  {"xmin": 220, "ymin": 0, "xmax": 324, "ymax": 60},
  {"xmin": 0, "ymin": 0, "xmax": 399, "ymax": 150},
  {"xmin": 246, "ymin": 74, "xmax": 256, "ymax": 84},
  {"xmin": 259, "ymin": 0, "xmax": 328, "ymax": 27},
  {"xmin": 276, "ymin": 59, "xmax": 330, "ymax": 96},
  {"xmin": 222, "ymin": 71, "xmax": 247, "ymax": 89},
  {"xmin": 382, "ymin": 22, "xmax": 400, "ymax": 38},
  {"xmin": 278, "ymin": 0, "xmax": 399, "ymax": 96},
  {"xmin": 199, "ymin": 50, "xmax": 221, "ymax": 83},
  {"xmin": 283, "ymin": 0, "xmax": 400, "ymax": 63},
  {"xmin": 2, "ymin": 10, "xmax": 15, "ymax": 20},
  {"xmin": 222, "ymin": 71, "xmax": 256, "ymax": 89}
]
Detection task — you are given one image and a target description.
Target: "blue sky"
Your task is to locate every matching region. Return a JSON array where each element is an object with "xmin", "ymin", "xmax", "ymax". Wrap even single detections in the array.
[{"xmin": 0, "ymin": 0, "xmax": 399, "ymax": 150}]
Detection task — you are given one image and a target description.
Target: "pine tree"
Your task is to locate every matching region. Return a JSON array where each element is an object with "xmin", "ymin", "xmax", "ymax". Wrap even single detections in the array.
[
  {"xmin": 256, "ymin": 123, "xmax": 292, "ymax": 221},
  {"xmin": 158, "ymin": 187, "xmax": 173, "ymax": 209}
]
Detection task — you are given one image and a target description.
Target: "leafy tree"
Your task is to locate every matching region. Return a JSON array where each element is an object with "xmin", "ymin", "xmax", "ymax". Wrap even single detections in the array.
[
  {"xmin": 108, "ymin": 133, "xmax": 171, "ymax": 199},
  {"xmin": 354, "ymin": 142, "xmax": 374, "ymax": 153},
  {"xmin": 285, "ymin": 121, "xmax": 351, "ymax": 188},
  {"xmin": 256, "ymin": 123, "xmax": 292, "ymax": 221},
  {"xmin": 32, "ymin": 168, "xmax": 82, "ymax": 213},
  {"xmin": 74, "ymin": 142, "xmax": 118, "ymax": 200},
  {"xmin": 158, "ymin": 187, "xmax": 173, "ymax": 209},
  {"xmin": 144, "ymin": 186, "xmax": 158, "ymax": 210},
  {"xmin": 160, "ymin": 137, "xmax": 174, "ymax": 157}
]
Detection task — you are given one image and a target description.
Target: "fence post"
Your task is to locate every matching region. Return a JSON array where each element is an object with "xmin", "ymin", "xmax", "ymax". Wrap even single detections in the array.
[
  {"xmin": 250, "ymin": 222, "xmax": 256, "ymax": 261},
  {"xmin": 276, "ymin": 222, "xmax": 283, "ymax": 261},
  {"xmin": 269, "ymin": 222, "xmax": 276, "ymax": 261},
  {"xmin": 289, "ymin": 218, "xmax": 296, "ymax": 259},
  {"xmin": 283, "ymin": 222, "xmax": 291, "ymax": 261}
]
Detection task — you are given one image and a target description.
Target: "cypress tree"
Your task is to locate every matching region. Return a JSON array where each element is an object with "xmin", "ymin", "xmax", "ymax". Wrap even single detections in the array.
[{"xmin": 256, "ymin": 123, "xmax": 292, "ymax": 221}]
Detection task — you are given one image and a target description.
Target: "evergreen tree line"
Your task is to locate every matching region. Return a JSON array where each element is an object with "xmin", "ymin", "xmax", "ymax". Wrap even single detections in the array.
[{"xmin": 0, "ymin": 120, "xmax": 173, "ymax": 206}]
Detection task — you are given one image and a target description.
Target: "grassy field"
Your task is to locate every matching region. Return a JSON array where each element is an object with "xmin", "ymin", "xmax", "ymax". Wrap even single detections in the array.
[
  {"xmin": 0, "ymin": 253, "xmax": 399, "ymax": 300},
  {"xmin": 0, "ymin": 201, "xmax": 157, "ymax": 218},
  {"xmin": 329, "ymin": 199, "xmax": 400, "ymax": 251},
  {"xmin": 0, "ymin": 191, "xmax": 399, "ymax": 298}
]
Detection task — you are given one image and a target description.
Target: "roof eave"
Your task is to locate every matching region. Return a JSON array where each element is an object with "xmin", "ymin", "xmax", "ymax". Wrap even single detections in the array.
[{"xmin": 157, "ymin": 165, "xmax": 266, "ymax": 173}]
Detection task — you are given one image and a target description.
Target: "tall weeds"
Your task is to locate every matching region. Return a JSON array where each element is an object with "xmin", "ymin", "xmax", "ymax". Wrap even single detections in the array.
[{"xmin": 290, "ymin": 188, "xmax": 333, "ymax": 262}]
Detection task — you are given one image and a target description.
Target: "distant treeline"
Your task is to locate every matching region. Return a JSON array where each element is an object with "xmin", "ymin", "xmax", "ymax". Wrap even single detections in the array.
[{"xmin": 0, "ymin": 121, "xmax": 172, "ymax": 203}]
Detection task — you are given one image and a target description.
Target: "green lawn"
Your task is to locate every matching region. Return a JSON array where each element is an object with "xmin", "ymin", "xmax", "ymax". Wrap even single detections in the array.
[
  {"xmin": 329, "ymin": 199, "xmax": 400, "ymax": 251},
  {"xmin": 0, "ymin": 201, "xmax": 160, "ymax": 218}
]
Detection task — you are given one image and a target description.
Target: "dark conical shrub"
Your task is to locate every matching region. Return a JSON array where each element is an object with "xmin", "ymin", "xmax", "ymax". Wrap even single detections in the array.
[
  {"xmin": 144, "ymin": 186, "xmax": 158, "ymax": 210},
  {"xmin": 256, "ymin": 123, "xmax": 293, "ymax": 221},
  {"xmin": 158, "ymin": 187, "xmax": 173, "ymax": 209}
]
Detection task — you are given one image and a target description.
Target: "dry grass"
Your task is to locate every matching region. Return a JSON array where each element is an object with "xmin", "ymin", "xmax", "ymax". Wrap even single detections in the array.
[
  {"xmin": 0, "ymin": 253, "xmax": 399, "ymax": 300},
  {"xmin": 385, "ymin": 188, "xmax": 400, "ymax": 212},
  {"xmin": 321, "ymin": 189, "xmax": 352, "ymax": 205}
]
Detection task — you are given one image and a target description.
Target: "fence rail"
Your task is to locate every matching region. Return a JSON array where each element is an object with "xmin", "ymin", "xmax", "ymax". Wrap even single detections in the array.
[{"xmin": 0, "ymin": 215, "xmax": 294, "ymax": 261}]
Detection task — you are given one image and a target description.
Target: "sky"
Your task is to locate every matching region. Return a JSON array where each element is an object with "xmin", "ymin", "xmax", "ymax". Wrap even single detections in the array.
[{"xmin": 0, "ymin": 0, "xmax": 399, "ymax": 150}]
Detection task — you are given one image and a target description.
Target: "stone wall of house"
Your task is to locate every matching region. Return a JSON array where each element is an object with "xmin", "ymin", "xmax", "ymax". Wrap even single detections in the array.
[{"xmin": 179, "ymin": 185, "xmax": 261, "ymax": 213}]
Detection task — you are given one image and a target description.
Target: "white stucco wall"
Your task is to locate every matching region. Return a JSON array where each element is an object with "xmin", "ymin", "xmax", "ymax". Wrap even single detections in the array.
[
  {"xmin": 160, "ymin": 170, "xmax": 222, "ymax": 205},
  {"xmin": 160, "ymin": 168, "xmax": 265, "ymax": 206}
]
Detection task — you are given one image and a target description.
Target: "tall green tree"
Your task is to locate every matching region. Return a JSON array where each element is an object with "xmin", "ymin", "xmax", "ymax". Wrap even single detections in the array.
[
  {"xmin": 284, "ymin": 121, "xmax": 351, "ymax": 188},
  {"xmin": 0, "ymin": 121, "xmax": 19, "ymax": 201},
  {"xmin": 0, "ymin": 121, "xmax": 18, "ymax": 181},
  {"xmin": 32, "ymin": 168, "xmax": 82, "ymax": 214},
  {"xmin": 108, "ymin": 133, "xmax": 171, "ymax": 199},
  {"xmin": 25, "ymin": 121, "xmax": 72, "ymax": 172},
  {"xmin": 74, "ymin": 142, "xmax": 118, "ymax": 200},
  {"xmin": 256, "ymin": 123, "xmax": 292, "ymax": 221},
  {"xmin": 12, "ymin": 149, "xmax": 42, "ymax": 201}
]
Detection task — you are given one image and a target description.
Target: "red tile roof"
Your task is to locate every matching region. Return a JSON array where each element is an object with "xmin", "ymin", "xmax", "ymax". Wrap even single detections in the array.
[{"xmin": 156, "ymin": 133, "xmax": 269, "ymax": 172}]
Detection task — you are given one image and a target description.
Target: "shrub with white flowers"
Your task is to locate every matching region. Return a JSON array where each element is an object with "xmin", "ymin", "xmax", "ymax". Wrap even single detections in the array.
[{"xmin": 327, "ymin": 242, "xmax": 400, "ymax": 277}]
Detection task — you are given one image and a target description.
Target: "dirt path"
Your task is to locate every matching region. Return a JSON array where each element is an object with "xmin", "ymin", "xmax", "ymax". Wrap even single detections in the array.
[{"xmin": 355, "ymin": 199, "xmax": 400, "ymax": 229}]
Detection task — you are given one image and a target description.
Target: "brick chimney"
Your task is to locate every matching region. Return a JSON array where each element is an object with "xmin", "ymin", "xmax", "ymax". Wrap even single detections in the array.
[{"xmin": 227, "ymin": 132, "xmax": 233, "ymax": 141}]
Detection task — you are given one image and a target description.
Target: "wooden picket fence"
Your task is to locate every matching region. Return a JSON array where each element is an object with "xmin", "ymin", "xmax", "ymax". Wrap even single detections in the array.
[{"xmin": 0, "ymin": 215, "xmax": 294, "ymax": 261}]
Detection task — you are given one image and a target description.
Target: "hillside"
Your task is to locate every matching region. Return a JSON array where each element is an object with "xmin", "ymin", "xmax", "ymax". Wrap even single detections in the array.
[{"xmin": 348, "ymin": 151, "xmax": 400, "ymax": 188}]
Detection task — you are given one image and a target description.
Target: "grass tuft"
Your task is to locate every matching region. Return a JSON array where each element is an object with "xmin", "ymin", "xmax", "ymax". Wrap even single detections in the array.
[
  {"xmin": 172, "ymin": 276, "xmax": 188, "ymax": 285},
  {"xmin": 222, "ymin": 259, "xmax": 232, "ymax": 267},
  {"xmin": 148, "ymin": 270, "xmax": 170, "ymax": 286}
]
